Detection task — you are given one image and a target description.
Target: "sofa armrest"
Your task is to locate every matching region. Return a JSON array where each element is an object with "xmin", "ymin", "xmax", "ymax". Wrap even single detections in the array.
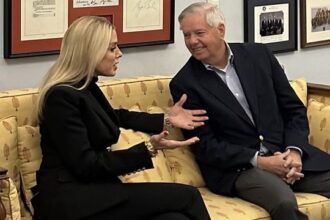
[{"xmin": 0, "ymin": 167, "xmax": 8, "ymax": 220}]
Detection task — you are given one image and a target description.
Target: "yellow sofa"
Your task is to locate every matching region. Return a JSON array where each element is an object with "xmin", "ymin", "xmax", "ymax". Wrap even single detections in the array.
[{"xmin": 0, "ymin": 75, "xmax": 330, "ymax": 220}]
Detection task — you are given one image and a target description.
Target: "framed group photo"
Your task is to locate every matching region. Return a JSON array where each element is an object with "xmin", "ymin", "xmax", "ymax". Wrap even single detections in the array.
[
  {"xmin": 4, "ymin": 0, "xmax": 175, "ymax": 58},
  {"xmin": 300, "ymin": 0, "xmax": 330, "ymax": 48},
  {"xmin": 244, "ymin": 0, "xmax": 297, "ymax": 53}
]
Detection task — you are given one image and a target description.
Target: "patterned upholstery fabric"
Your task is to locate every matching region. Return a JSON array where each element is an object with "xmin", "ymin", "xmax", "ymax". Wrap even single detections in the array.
[
  {"xmin": 147, "ymin": 106, "xmax": 205, "ymax": 187},
  {"xmin": 0, "ymin": 75, "xmax": 329, "ymax": 220},
  {"xmin": 98, "ymin": 76, "xmax": 172, "ymax": 111},
  {"xmin": 112, "ymin": 128, "xmax": 173, "ymax": 183},
  {"xmin": 0, "ymin": 89, "xmax": 38, "ymax": 127},
  {"xmin": 163, "ymin": 147, "xmax": 206, "ymax": 187},
  {"xmin": 290, "ymin": 77, "xmax": 308, "ymax": 106},
  {"xmin": 0, "ymin": 117, "xmax": 20, "ymax": 191},
  {"xmin": 307, "ymin": 99, "xmax": 330, "ymax": 153},
  {"xmin": 0, "ymin": 178, "xmax": 21, "ymax": 220},
  {"xmin": 0, "ymin": 116, "xmax": 24, "ymax": 219},
  {"xmin": 199, "ymin": 187, "xmax": 270, "ymax": 220},
  {"xmin": 296, "ymin": 193, "xmax": 330, "ymax": 219},
  {"xmin": 17, "ymin": 126, "xmax": 42, "ymax": 214},
  {"xmin": 309, "ymin": 94, "xmax": 330, "ymax": 106},
  {"xmin": 200, "ymin": 187, "xmax": 330, "ymax": 220}
]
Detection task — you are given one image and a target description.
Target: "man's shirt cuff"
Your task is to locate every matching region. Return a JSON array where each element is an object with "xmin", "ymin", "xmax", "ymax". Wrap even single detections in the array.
[
  {"xmin": 250, "ymin": 151, "xmax": 259, "ymax": 167},
  {"xmin": 286, "ymin": 146, "xmax": 303, "ymax": 156}
]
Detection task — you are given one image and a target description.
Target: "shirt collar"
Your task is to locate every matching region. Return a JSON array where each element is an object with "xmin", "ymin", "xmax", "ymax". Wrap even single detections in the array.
[{"xmin": 203, "ymin": 42, "xmax": 234, "ymax": 72}]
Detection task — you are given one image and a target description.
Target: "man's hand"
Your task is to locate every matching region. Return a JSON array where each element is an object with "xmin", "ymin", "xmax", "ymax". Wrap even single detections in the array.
[
  {"xmin": 282, "ymin": 149, "xmax": 304, "ymax": 184},
  {"xmin": 257, "ymin": 149, "xmax": 304, "ymax": 182},
  {"xmin": 168, "ymin": 94, "xmax": 208, "ymax": 130},
  {"xmin": 257, "ymin": 150, "xmax": 291, "ymax": 177}
]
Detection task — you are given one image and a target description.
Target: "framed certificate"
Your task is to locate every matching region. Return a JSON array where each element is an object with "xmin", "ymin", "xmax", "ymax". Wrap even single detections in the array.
[
  {"xmin": 4, "ymin": 0, "xmax": 175, "ymax": 58},
  {"xmin": 244, "ymin": 0, "xmax": 297, "ymax": 53}
]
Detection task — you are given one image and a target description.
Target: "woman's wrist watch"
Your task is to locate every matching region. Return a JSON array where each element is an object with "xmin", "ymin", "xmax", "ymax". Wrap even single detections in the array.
[
  {"xmin": 164, "ymin": 114, "xmax": 172, "ymax": 130},
  {"xmin": 145, "ymin": 140, "xmax": 158, "ymax": 157}
]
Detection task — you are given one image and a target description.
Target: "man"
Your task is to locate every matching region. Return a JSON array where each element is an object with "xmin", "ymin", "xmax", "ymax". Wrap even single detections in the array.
[{"xmin": 170, "ymin": 2, "xmax": 330, "ymax": 220}]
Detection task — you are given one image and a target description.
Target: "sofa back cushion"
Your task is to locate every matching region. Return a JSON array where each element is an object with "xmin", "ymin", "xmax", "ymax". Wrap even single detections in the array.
[
  {"xmin": 290, "ymin": 78, "xmax": 307, "ymax": 106},
  {"xmin": 0, "ymin": 89, "xmax": 38, "ymax": 127},
  {"xmin": 17, "ymin": 125, "xmax": 42, "ymax": 214},
  {"xmin": 308, "ymin": 94, "xmax": 330, "ymax": 106},
  {"xmin": 147, "ymin": 106, "xmax": 206, "ymax": 187},
  {"xmin": 111, "ymin": 127, "xmax": 173, "ymax": 182},
  {"xmin": 0, "ymin": 116, "xmax": 20, "ymax": 191},
  {"xmin": 98, "ymin": 76, "xmax": 173, "ymax": 111},
  {"xmin": 307, "ymin": 99, "xmax": 330, "ymax": 153}
]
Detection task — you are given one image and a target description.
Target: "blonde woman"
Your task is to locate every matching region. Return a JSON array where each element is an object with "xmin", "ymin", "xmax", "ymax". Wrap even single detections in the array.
[{"xmin": 32, "ymin": 16, "xmax": 210, "ymax": 220}]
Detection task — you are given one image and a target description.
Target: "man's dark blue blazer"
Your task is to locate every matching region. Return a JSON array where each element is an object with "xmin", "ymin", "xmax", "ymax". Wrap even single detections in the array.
[{"xmin": 170, "ymin": 43, "xmax": 330, "ymax": 196}]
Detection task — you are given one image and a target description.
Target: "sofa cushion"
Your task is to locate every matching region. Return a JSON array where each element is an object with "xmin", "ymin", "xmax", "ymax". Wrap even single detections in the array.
[
  {"xmin": 111, "ymin": 127, "xmax": 173, "ymax": 183},
  {"xmin": 307, "ymin": 99, "xmax": 330, "ymax": 153},
  {"xmin": 0, "ymin": 177, "xmax": 21, "ymax": 220},
  {"xmin": 17, "ymin": 126, "xmax": 42, "ymax": 214},
  {"xmin": 147, "ymin": 106, "xmax": 205, "ymax": 187},
  {"xmin": 296, "ymin": 193, "xmax": 330, "ymax": 219},
  {"xmin": 290, "ymin": 78, "xmax": 307, "ymax": 106},
  {"xmin": 163, "ymin": 147, "xmax": 206, "ymax": 187},
  {"xmin": 199, "ymin": 187, "xmax": 330, "ymax": 220},
  {"xmin": 0, "ymin": 116, "xmax": 20, "ymax": 191},
  {"xmin": 199, "ymin": 187, "xmax": 270, "ymax": 220}
]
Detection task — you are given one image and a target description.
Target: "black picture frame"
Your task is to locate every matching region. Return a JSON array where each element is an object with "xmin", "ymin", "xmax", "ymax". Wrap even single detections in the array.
[
  {"xmin": 4, "ymin": 0, "xmax": 175, "ymax": 59},
  {"xmin": 244, "ymin": 0, "xmax": 297, "ymax": 53},
  {"xmin": 300, "ymin": 0, "xmax": 330, "ymax": 48}
]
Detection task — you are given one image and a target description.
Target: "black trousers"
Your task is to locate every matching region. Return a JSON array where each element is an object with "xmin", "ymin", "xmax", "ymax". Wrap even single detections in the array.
[
  {"xmin": 84, "ymin": 182, "xmax": 210, "ymax": 220},
  {"xmin": 235, "ymin": 168, "xmax": 330, "ymax": 220}
]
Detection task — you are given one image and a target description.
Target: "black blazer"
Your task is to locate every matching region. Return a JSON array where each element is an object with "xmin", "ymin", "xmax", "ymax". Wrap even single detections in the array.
[
  {"xmin": 170, "ymin": 43, "xmax": 330, "ymax": 196},
  {"xmin": 35, "ymin": 78, "xmax": 164, "ymax": 219}
]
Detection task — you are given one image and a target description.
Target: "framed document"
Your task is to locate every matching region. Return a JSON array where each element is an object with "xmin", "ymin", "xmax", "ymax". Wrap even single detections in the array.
[
  {"xmin": 300, "ymin": 0, "xmax": 330, "ymax": 48},
  {"xmin": 4, "ymin": 0, "xmax": 175, "ymax": 58},
  {"xmin": 244, "ymin": 0, "xmax": 297, "ymax": 53}
]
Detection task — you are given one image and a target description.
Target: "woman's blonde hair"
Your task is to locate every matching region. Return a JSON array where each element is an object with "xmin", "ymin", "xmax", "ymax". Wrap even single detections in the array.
[
  {"xmin": 178, "ymin": 2, "xmax": 225, "ymax": 27},
  {"xmin": 37, "ymin": 16, "xmax": 114, "ymax": 121}
]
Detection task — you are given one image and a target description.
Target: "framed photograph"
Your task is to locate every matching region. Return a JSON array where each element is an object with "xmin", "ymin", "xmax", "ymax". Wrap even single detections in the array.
[
  {"xmin": 4, "ymin": 0, "xmax": 175, "ymax": 59},
  {"xmin": 300, "ymin": 0, "xmax": 330, "ymax": 48},
  {"xmin": 244, "ymin": 0, "xmax": 297, "ymax": 53}
]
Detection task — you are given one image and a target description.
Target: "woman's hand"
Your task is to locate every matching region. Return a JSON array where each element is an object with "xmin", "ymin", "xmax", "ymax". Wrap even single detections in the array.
[
  {"xmin": 168, "ymin": 94, "xmax": 208, "ymax": 130},
  {"xmin": 150, "ymin": 131, "xmax": 200, "ymax": 150}
]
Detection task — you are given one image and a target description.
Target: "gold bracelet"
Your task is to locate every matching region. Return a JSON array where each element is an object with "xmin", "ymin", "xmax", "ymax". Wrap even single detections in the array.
[{"xmin": 145, "ymin": 140, "xmax": 158, "ymax": 158}]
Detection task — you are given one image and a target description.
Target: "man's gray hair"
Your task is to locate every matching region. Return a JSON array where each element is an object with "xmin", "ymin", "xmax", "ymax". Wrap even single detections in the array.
[{"xmin": 178, "ymin": 2, "xmax": 225, "ymax": 27}]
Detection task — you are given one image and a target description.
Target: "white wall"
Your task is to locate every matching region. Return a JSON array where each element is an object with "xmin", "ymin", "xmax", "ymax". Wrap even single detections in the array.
[{"xmin": 1, "ymin": 0, "xmax": 330, "ymax": 90}]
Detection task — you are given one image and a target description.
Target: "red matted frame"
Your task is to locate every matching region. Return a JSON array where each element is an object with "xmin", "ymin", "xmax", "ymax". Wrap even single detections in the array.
[{"xmin": 4, "ymin": 0, "xmax": 175, "ymax": 59}]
